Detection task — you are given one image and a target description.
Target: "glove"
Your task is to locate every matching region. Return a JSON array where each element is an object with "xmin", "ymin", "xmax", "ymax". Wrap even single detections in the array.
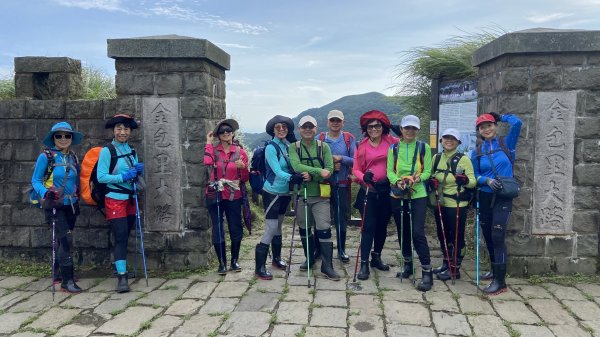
[
  {"xmin": 121, "ymin": 168, "xmax": 138, "ymax": 182},
  {"xmin": 429, "ymin": 177, "xmax": 440, "ymax": 190},
  {"xmin": 363, "ymin": 171, "xmax": 374, "ymax": 185},
  {"xmin": 486, "ymin": 178, "xmax": 502, "ymax": 191},
  {"xmin": 44, "ymin": 190, "xmax": 59, "ymax": 200},
  {"xmin": 401, "ymin": 175, "xmax": 415, "ymax": 186},
  {"xmin": 290, "ymin": 173, "xmax": 304, "ymax": 185},
  {"xmin": 390, "ymin": 124, "xmax": 402, "ymax": 137},
  {"xmin": 134, "ymin": 163, "xmax": 144, "ymax": 175},
  {"xmin": 489, "ymin": 112, "xmax": 502, "ymax": 122},
  {"xmin": 455, "ymin": 174, "xmax": 469, "ymax": 187},
  {"xmin": 374, "ymin": 180, "xmax": 390, "ymax": 190}
]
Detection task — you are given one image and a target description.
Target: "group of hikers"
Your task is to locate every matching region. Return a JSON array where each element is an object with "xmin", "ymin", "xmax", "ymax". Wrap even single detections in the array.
[{"xmin": 31, "ymin": 108, "xmax": 521, "ymax": 296}]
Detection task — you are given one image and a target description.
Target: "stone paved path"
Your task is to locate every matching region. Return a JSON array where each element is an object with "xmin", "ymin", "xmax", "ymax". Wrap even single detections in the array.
[{"xmin": 1, "ymin": 226, "xmax": 600, "ymax": 337}]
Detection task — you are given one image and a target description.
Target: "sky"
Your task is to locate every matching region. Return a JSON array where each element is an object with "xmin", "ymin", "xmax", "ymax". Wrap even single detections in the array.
[{"xmin": 1, "ymin": 0, "xmax": 599, "ymax": 133}]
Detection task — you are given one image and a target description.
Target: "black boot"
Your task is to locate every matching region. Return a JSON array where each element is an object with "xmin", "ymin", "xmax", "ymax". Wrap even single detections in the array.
[
  {"xmin": 214, "ymin": 243, "xmax": 227, "ymax": 275},
  {"xmin": 53, "ymin": 259, "xmax": 61, "ymax": 284},
  {"xmin": 230, "ymin": 241, "xmax": 242, "ymax": 272},
  {"xmin": 396, "ymin": 259, "xmax": 413, "ymax": 279},
  {"xmin": 480, "ymin": 270, "xmax": 493, "ymax": 280},
  {"xmin": 299, "ymin": 234, "xmax": 316, "ymax": 271},
  {"xmin": 319, "ymin": 241, "xmax": 340, "ymax": 281},
  {"xmin": 271, "ymin": 235, "xmax": 287, "ymax": 270},
  {"xmin": 484, "ymin": 263, "xmax": 507, "ymax": 295},
  {"xmin": 60, "ymin": 265, "xmax": 82, "ymax": 294},
  {"xmin": 437, "ymin": 265, "xmax": 460, "ymax": 281},
  {"xmin": 370, "ymin": 252, "xmax": 390, "ymax": 271},
  {"xmin": 416, "ymin": 268, "xmax": 433, "ymax": 292},
  {"xmin": 255, "ymin": 243, "xmax": 273, "ymax": 280},
  {"xmin": 314, "ymin": 236, "xmax": 321, "ymax": 260},
  {"xmin": 337, "ymin": 231, "xmax": 350, "ymax": 263},
  {"xmin": 116, "ymin": 273, "xmax": 130, "ymax": 293},
  {"xmin": 357, "ymin": 260, "xmax": 370, "ymax": 280},
  {"xmin": 432, "ymin": 260, "xmax": 448, "ymax": 275}
]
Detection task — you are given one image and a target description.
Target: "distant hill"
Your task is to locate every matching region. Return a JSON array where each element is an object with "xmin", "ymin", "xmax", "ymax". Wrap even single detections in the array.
[{"xmin": 243, "ymin": 92, "xmax": 409, "ymax": 149}]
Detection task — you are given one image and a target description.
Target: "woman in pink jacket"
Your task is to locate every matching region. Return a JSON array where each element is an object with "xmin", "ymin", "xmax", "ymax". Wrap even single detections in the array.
[
  {"xmin": 352, "ymin": 110, "xmax": 401, "ymax": 280},
  {"xmin": 204, "ymin": 119, "xmax": 250, "ymax": 275}
]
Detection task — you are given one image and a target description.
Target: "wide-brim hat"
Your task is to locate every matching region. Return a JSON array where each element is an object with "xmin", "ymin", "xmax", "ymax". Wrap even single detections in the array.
[
  {"xmin": 43, "ymin": 121, "xmax": 84, "ymax": 148},
  {"xmin": 359, "ymin": 110, "xmax": 391, "ymax": 128},
  {"xmin": 105, "ymin": 114, "xmax": 139, "ymax": 129},
  {"xmin": 266, "ymin": 115, "xmax": 296, "ymax": 142},
  {"xmin": 440, "ymin": 128, "xmax": 462, "ymax": 144},
  {"xmin": 213, "ymin": 118, "xmax": 239, "ymax": 135}
]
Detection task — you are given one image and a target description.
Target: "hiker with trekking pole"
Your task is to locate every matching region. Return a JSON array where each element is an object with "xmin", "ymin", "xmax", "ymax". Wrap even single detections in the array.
[
  {"xmin": 97, "ymin": 114, "xmax": 145, "ymax": 293},
  {"xmin": 318, "ymin": 109, "xmax": 356, "ymax": 263},
  {"xmin": 289, "ymin": 115, "xmax": 340, "ymax": 283},
  {"xmin": 387, "ymin": 115, "xmax": 433, "ymax": 291},
  {"xmin": 352, "ymin": 110, "xmax": 401, "ymax": 281},
  {"xmin": 31, "ymin": 122, "xmax": 84, "ymax": 295},
  {"xmin": 254, "ymin": 115, "xmax": 300, "ymax": 280},
  {"xmin": 429, "ymin": 128, "xmax": 476, "ymax": 284},
  {"xmin": 204, "ymin": 119, "xmax": 250, "ymax": 275},
  {"xmin": 471, "ymin": 112, "xmax": 522, "ymax": 295}
]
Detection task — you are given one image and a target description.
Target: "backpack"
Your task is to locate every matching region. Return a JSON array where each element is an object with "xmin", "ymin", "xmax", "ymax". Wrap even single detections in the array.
[
  {"xmin": 28, "ymin": 149, "xmax": 78, "ymax": 207},
  {"xmin": 249, "ymin": 140, "xmax": 283, "ymax": 194},
  {"xmin": 294, "ymin": 140, "xmax": 325, "ymax": 169},
  {"xmin": 391, "ymin": 140, "xmax": 426, "ymax": 175},
  {"xmin": 80, "ymin": 143, "xmax": 136, "ymax": 207},
  {"xmin": 318, "ymin": 131, "xmax": 354, "ymax": 153},
  {"xmin": 432, "ymin": 152, "xmax": 474, "ymax": 202}
]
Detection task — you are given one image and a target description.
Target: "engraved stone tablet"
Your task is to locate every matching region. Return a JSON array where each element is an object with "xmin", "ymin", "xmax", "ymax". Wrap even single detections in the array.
[
  {"xmin": 142, "ymin": 97, "xmax": 182, "ymax": 231},
  {"xmin": 532, "ymin": 91, "xmax": 577, "ymax": 234}
]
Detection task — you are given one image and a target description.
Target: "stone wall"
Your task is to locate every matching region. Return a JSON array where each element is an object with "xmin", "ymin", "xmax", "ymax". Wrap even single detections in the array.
[
  {"xmin": 473, "ymin": 28, "xmax": 600, "ymax": 275},
  {"xmin": 0, "ymin": 35, "xmax": 230, "ymax": 271}
]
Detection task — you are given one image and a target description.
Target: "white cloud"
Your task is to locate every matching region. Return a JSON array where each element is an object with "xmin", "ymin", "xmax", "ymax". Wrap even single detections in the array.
[
  {"xmin": 217, "ymin": 43, "xmax": 254, "ymax": 49},
  {"xmin": 54, "ymin": 0, "xmax": 124, "ymax": 11},
  {"xmin": 296, "ymin": 85, "xmax": 325, "ymax": 93},
  {"xmin": 229, "ymin": 79, "xmax": 253, "ymax": 85},
  {"xmin": 525, "ymin": 12, "xmax": 574, "ymax": 23}
]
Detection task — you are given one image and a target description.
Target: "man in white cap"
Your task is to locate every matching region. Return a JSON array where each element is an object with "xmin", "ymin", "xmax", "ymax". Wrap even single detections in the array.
[
  {"xmin": 289, "ymin": 115, "xmax": 340, "ymax": 280},
  {"xmin": 317, "ymin": 110, "xmax": 356, "ymax": 262}
]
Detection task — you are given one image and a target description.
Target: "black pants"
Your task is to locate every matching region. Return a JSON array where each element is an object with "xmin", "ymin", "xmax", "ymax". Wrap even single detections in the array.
[
  {"xmin": 392, "ymin": 197, "xmax": 431, "ymax": 266},
  {"xmin": 355, "ymin": 188, "xmax": 391, "ymax": 261},
  {"xmin": 110, "ymin": 215, "xmax": 135, "ymax": 261},
  {"xmin": 478, "ymin": 192, "xmax": 512, "ymax": 264},
  {"xmin": 330, "ymin": 185, "xmax": 349, "ymax": 234},
  {"xmin": 209, "ymin": 199, "xmax": 244, "ymax": 244},
  {"xmin": 433, "ymin": 204, "xmax": 467, "ymax": 265},
  {"xmin": 45, "ymin": 203, "xmax": 79, "ymax": 268}
]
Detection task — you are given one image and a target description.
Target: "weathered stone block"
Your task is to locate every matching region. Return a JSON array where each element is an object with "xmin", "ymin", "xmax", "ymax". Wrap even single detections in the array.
[
  {"xmin": 155, "ymin": 73, "xmax": 183, "ymax": 95},
  {"xmin": 14, "ymin": 57, "xmax": 81, "ymax": 73},
  {"xmin": 13, "ymin": 142, "xmax": 43, "ymax": 161},
  {"xmin": 527, "ymin": 257, "xmax": 554, "ymax": 276},
  {"xmin": 553, "ymin": 53, "xmax": 586, "ymax": 65},
  {"xmin": 575, "ymin": 164, "xmax": 600, "ymax": 186},
  {"xmin": 531, "ymin": 67, "xmax": 561, "ymax": 91},
  {"xmin": 0, "ymin": 100, "xmax": 26, "ymax": 118},
  {"xmin": 0, "ymin": 120, "xmax": 36, "ymax": 140},
  {"xmin": 181, "ymin": 97, "xmax": 210, "ymax": 118},
  {"xmin": 576, "ymin": 117, "xmax": 600, "ymax": 138},
  {"xmin": 577, "ymin": 234, "xmax": 598, "ymax": 257},
  {"xmin": 65, "ymin": 100, "xmax": 104, "ymax": 119},
  {"xmin": 103, "ymin": 99, "xmax": 117, "ymax": 115},
  {"xmin": 497, "ymin": 93, "xmax": 537, "ymax": 116},
  {"xmin": 501, "ymin": 68, "xmax": 529, "ymax": 92},
  {"xmin": 210, "ymin": 98, "xmax": 226, "ymax": 119},
  {"xmin": 25, "ymin": 100, "xmax": 65, "ymax": 119},
  {"xmin": 115, "ymin": 72, "xmax": 154, "ymax": 95},
  {"xmin": 508, "ymin": 210, "xmax": 528, "ymax": 233},
  {"xmin": 163, "ymin": 59, "xmax": 212, "ymax": 72},
  {"xmin": 573, "ymin": 211, "xmax": 600, "ymax": 233},
  {"xmin": 75, "ymin": 119, "xmax": 111, "ymax": 140},
  {"xmin": 545, "ymin": 236, "xmax": 574, "ymax": 257},
  {"xmin": 73, "ymin": 229, "xmax": 110, "ymax": 248},
  {"xmin": 115, "ymin": 59, "xmax": 163, "ymax": 72},
  {"xmin": 115, "ymin": 96, "xmax": 141, "ymax": 116},
  {"xmin": 9, "ymin": 162, "xmax": 35, "ymax": 183},
  {"xmin": 0, "ymin": 183, "xmax": 24, "ymax": 205},
  {"xmin": 507, "ymin": 233, "xmax": 545, "ymax": 256},
  {"xmin": 581, "ymin": 139, "xmax": 600, "ymax": 163},
  {"xmin": 181, "ymin": 142, "xmax": 204, "ymax": 164},
  {"xmin": 477, "ymin": 96, "xmax": 498, "ymax": 115},
  {"xmin": 512, "ymin": 189, "xmax": 532, "ymax": 210},
  {"xmin": 182, "ymin": 186, "xmax": 202, "ymax": 207},
  {"xmin": 507, "ymin": 55, "xmax": 552, "ymax": 67},
  {"xmin": 573, "ymin": 186, "xmax": 600, "ymax": 209},
  {"xmin": 183, "ymin": 73, "xmax": 211, "ymax": 96},
  {"xmin": 564, "ymin": 67, "xmax": 600, "ymax": 90},
  {"xmin": 0, "ymin": 142, "xmax": 13, "ymax": 161},
  {"xmin": 11, "ymin": 206, "xmax": 46, "ymax": 227},
  {"xmin": 48, "ymin": 73, "xmax": 83, "ymax": 100},
  {"xmin": 185, "ymin": 208, "xmax": 210, "ymax": 230},
  {"xmin": 555, "ymin": 257, "xmax": 597, "ymax": 274},
  {"xmin": 185, "ymin": 163, "xmax": 204, "ymax": 186},
  {"xmin": 0, "ymin": 227, "xmax": 30, "ymax": 247},
  {"xmin": 183, "ymin": 120, "xmax": 209, "ymax": 141},
  {"xmin": 31, "ymin": 227, "xmax": 52, "ymax": 248},
  {"xmin": 14, "ymin": 73, "xmax": 34, "ymax": 98},
  {"xmin": 0, "ymin": 205, "xmax": 12, "ymax": 226},
  {"xmin": 589, "ymin": 54, "xmax": 600, "ymax": 65}
]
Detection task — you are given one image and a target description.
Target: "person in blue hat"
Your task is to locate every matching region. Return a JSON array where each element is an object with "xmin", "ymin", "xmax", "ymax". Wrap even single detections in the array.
[{"xmin": 32, "ymin": 121, "xmax": 84, "ymax": 293}]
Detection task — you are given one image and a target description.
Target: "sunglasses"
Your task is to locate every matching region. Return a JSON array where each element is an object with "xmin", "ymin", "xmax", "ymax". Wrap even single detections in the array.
[
  {"xmin": 367, "ymin": 124, "xmax": 382, "ymax": 130},
  {"xmin": 217, "ymin": 127, "xmax": 234, "ymax": 135},
  {"xmin": 274, "ymin": 124, "xmax": 288, "ymax": 130},
  {"xmin": 329, "ymin": 118, "xmax": 342, "ymax": 123},
  {"xmin": 54, "ymin": 134, "xmax": 72, "ymax": 140},
  {"xmin": 300, "ymin": 124, "xmax": 316, "ymax": 130}
]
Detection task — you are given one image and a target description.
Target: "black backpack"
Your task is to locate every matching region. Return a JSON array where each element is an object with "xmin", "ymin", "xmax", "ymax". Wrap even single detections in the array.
[
  {"xmin": 432, "ymin": 151, "xmax": 474, "ymax": 203},
  {"xmin": 249, "ymin": 140, "xmax": 284, "ymax": 194}
]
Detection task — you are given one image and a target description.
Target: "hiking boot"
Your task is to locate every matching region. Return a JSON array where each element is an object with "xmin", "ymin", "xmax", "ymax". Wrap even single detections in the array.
[
  {"xmin": 230, "ymin": 241, "xmax": 242, "ymax": 272},
  {"xmin": 255, "ymin": 243, "xmax": 273, "ymax": 280},
  {"xmin": 396, "ymin": 260, "xmax": 413, "ymax": 279},
  {"xmin": 416, "ymin": 268, "xmax": 433, "ymax": 292},
  {"xmin": 116, "ymin": 273, "xmax": 130, "ymax": 293},
  {"xmin": 299, "ymin": 234, "xmax": 316, "ymax": 271},
  {"xmin": 437, "ymin": 266, "xmax": 460, "ymax": 281},
  {"xmin": 337, "ymin": 231, "xmax": 350, "ymax": 263},
  {"xmin": 60, "ymin": 265, "xmax": 82, "ymax": 293},
  {"xmin": 370, "ymin": 252, "xmax": 390, "ymax": 271},
  {"xmin": 319, "ymin": 241, "xmax": 340, "ymax": 281},
  {"xmin": 214, "ymin": 243, "xmax": 227, "ymax": 275},
  {"xmin": 357, "ymin": 261, "xmax": 370, "ymax": 280},
  {"xmin": 480, "ymin": 270, "xmax": 493, "ymax": 280},
  {"xmin": 484, "ymin": 263, "xmax": 507, "ymax": 295},
  {"xmin": 271, "ymin": 235, "xmax": 287, "ymax": 270},
  {"xmin": 432, "ymin": 260, "xmax": 448, "ymax": 275}
]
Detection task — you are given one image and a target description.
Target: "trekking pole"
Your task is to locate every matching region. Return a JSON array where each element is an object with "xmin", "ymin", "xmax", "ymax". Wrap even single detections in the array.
[
  {"xmin": 51, "ymin": 207, "xmax": 57, "ymax": 301},
  {"xmin": 435, "ymin": 189, "xmax": 452, "ymax": 284},
  {"xmin": 475, "ymin": 188, "xmax": 481, "ymax": 292},
  {"xmin": 134, "ymin": 205, "xmax": 139, "ymax": 279},
  {"xmin": 132, "ymin": 182, "xmax": 148, "ymax": 286},
  {"xmin": 302, "ymin": 184, "xmax": 311, "ymax": 288},
  {"xmin": 407, "ymin": 185, "xmax": 416, "ymax": 285},
  {"xmin": 350, "ymin": 186, "xmax": 369, "ymax": 289},
  {"xmin": 454, "ymin": 167, "xmax": 465, "ymax": 286},
  {"xmin": 214, "ymin": 181, "xmax": 225, "ymax": 271},
  {"xmin": 335, "ymin": 175, "xmax": 343, "ymax": 259},
  {"xmin": 286, "ymin": 186, "xmax": 300, "ymax": 279},
  {"xmin": 399, "ymin": 197, "xmax": 404, "ymax": 283}
]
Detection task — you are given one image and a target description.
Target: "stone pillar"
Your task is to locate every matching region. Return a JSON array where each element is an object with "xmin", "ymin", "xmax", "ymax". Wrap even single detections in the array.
[
  {"xmin": 473, "ymin": 28, "xmax": 600, "ymax": 275},
  {"xmin": 108, "ymin": 35, "xmax": 230, "ymax": 269},
  {"xmin": 14, "ymin": 57, "xmax": 83, "ymax": 99}
]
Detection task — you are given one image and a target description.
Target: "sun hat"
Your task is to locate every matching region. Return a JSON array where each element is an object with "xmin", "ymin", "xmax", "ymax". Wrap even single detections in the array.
[
  {"xmin": 213, "ymin": 118, "xmax": 239, "ymax": 135},
  {"xmin": 359, "ymin": 110, "xmax": 391, "ymax": 128},
  {"xmin": 475, "ymin": 113, "xmax": 496, "ymax": 127},
  {"xmin": 298, "ymin": 115, "xmax": 318, "ymax": 127},
  {"xmin": 105, "ymin": 114, "xmax": 139, "ymax": 129},
  {"xmin": 266, "ymin": 115, "xmax": 297, "ymax": 142},
  {"xmin": 327, "ymin": 110, "xmax": 344, "ymax": 120},
  {"xmin": 43, "ymin": 121, "xmax": 84, "ymax": 148},
  {"xmin": 401, "ymin": 115, "xmax": 420, "ymax": 129},
  {"xmin": 440, "ymin": 128, "xmax": 462, "ymax": 144}
]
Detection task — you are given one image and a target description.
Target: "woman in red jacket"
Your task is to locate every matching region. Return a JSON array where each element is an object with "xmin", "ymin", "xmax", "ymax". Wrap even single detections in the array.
[{"xmin": 204, "ymin": 119, "xmax": 250, "ymax": 274}]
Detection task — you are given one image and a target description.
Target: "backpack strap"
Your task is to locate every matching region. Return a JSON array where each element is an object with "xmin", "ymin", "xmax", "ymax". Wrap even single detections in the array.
[
  {"xmin": 343, "ymin": 132, "xmax": 353, "ymax": 153},
  {"xmin": 42, "ymin": 148, "xmax": 56, "ymax": 181},
  {"xmin": 432, "ymin": 153, "xmax": 442, "ymax": 174},
  {"xmin": 318, "ymin": 132, "xmax": 326, "ymax": 142},
  {"xmin": 104, "ymin": 143, "xmax": 134, "ymax": 196},
  {"xmin": 392, "ymin": 143, "xmax": 399, "ymax": 174},
  {"xmin": 296, "ymin": 140, "xmax": 324, "ymax": 169},
  {"xmin": 410, "ymin": 141, "xmax": 421, "ymax": 175}
]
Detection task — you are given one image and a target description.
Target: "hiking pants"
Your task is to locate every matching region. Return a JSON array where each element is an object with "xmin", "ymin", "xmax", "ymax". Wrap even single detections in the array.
[
  {"xmin": 434, "ymin": 205, "xmax": 468, "ymax": 266},
  {"xmin": 297, "ymin": 196, "xmax": 333, "ymax": 243},
  {"xmin": 330, "ymin": 185, "xmax": 348, "ymax": 234},
  {"xmin": 355, "ymin": 188, "xmax": 391, "ymax": 261},
  {"xmin": 208, "ymin": 198, "xmax": 244, "ymax": 245},
  {"xmin": 393, "ymin": 197, "xmax": 431, "ymax": 267},
  {"xmin": 478, "ymin": 191, "xmax": 512, "ymax": 264},
  {"xmin": 45, "ymin": 203, "xmax": 79, "ymax": 268},
  {"xmin": 260, "ymin": 192, "xmax": 291, "ymax": 245}
]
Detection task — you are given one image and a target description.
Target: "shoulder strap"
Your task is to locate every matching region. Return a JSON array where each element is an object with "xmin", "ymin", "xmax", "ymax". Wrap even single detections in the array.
[
  {"xmin": 410, "ymin": 141, "xmax": 420, "ymax": 175},
  {"xmin": 343, "ymin": 132, "xmax": 353, "ymax": 153},
  {"xmin": 432, "ymin": 153, "xmax": 442, "ymax": 173},
  {"xmin": 498, "ymin": 136, "xmax": 513, "ymax": 164},
  {"xmin": 392, "ymin": 143, "xmax": 399, "ymax": 174},
  {"xmin": 42, "ymin": 149, "xmax": 56, "ymax": 181},
  {"xmin": 450, "ymin": 153, "xmax": 464, "ymax": 175},
  {"xmin": 318, "ymin": 132, "xmax": 326, "ymax": 142},
  {"xmin": 316, "ymin": 140, "xmax": 324, "ymax": 168},
  {"xmin": 106, "ymin": 143, "xmax": 119, "ymax": 173}
]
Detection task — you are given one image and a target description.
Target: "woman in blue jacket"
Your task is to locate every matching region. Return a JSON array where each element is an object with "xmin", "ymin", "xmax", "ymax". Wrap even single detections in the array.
[
  {"xmin": 32, "ymin": 122, "xmax": 84, "ymax": 293},
  {"xmin": 471, "ymin": 112, "xmax": 522, "ymax": 295},
  {"xmin": 255, "ymin": 115, "xmax": 302, "ymax": 280},
  {"xmin": 97, "ymin": 114, "xmax": 143, "ymax": 293}
]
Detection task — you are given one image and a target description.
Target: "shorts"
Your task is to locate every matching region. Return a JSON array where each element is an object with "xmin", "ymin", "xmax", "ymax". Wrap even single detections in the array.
[{"xmin": 105, "ymin": 197, "xmax": 136, "ymax": 221}]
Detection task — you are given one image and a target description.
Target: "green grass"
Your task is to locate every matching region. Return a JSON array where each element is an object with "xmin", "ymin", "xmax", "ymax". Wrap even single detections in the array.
[
  {"xmin": 528, "ymin": 273, "xmax": 600, "ymax": 285},
  {"xmin": 0, "ymin": 260, "xmax": 51, "ymax": 277}
]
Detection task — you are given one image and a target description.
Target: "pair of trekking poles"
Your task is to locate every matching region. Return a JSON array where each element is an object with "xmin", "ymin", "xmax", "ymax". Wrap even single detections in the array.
[{"xmin": 285, "ymin": 183, "xmax": 315, "ymax": 288}]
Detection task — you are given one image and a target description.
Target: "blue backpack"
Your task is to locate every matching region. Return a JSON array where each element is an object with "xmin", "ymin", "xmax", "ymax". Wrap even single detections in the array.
[{"xmin": 249, "ymin": 140, "xmax": 284, "ymax": 194}]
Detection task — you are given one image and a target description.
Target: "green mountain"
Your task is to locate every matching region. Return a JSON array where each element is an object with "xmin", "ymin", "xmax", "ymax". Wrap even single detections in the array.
[{"xmin": 244, "ymin": 92, "xmax": 409, "ymax": 149}]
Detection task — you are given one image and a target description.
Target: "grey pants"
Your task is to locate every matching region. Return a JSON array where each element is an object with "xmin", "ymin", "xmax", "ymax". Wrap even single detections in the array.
[
  {"xmin": 297, "ymin": 196, "xmax": 332, "ymax": 243},
  {"xmin": 260, "ymin": 193, "xmax": 291, "ymax": 245}
]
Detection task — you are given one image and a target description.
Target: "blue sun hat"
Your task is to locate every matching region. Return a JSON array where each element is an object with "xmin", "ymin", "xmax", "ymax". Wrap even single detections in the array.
[{"xmin": 42, "ymin": 121, "xmax": 84, "ymax": 148}]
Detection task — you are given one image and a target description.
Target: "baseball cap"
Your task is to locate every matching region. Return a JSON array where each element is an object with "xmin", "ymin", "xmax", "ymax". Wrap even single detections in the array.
[
  {"xmin": 440, "ymin": 128, "xmax": 462, "ymax": 144},
  {"xmin": 327, "ymin": 110, "xmax": 344, "ymax": 120},
  {"xmin": 298, "ymin": 115, "xmax": 318, "ymax": 127},
  {"xmin": 401, "ymin": 115, "xmax": 420, "ymax": 129}
]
